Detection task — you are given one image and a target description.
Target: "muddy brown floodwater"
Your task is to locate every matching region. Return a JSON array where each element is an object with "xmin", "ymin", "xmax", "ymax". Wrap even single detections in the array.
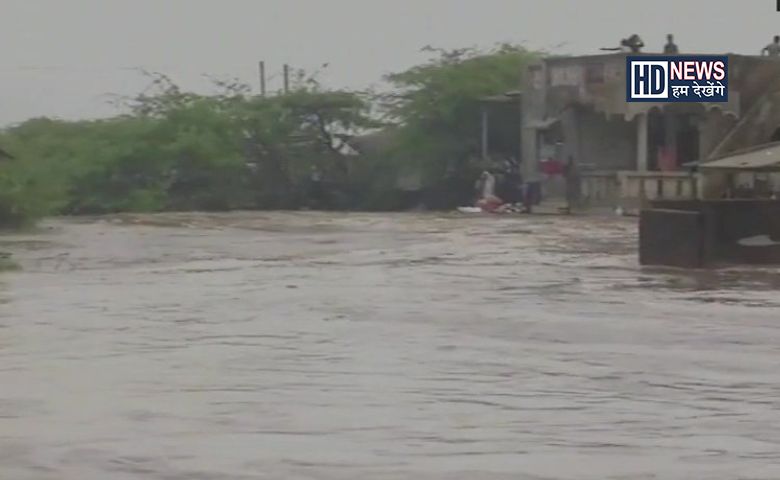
[{"xmin": 2, "ymin": 212, "xmax": 780, "ymax": 480}]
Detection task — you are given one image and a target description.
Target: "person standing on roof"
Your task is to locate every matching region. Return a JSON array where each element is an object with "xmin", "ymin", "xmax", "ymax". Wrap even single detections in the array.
[
  {"xmin": 762, "ymin": 35, "xmax": 780, "ymax": 57},
  {"xmin": 600, "ymin": 34, "xmax": 644, "ymax": 53},
  {"xmin": 622, "ymin": 34, "xmax": 645, "ymax": 53},
  {"xmin": 663, "ymin": 34, "xmax": 679, "ymax": 54}
]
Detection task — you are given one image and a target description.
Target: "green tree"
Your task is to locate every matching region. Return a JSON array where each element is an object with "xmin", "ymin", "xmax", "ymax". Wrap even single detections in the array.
[
  {"xmin": 382, "ymin": 44, "xmax": 541, "ymax": 207},
  {"xmin": 0, "ymin": 46, "xmax": 541, "ymax": 225},
  {"xmin": 0, "ymin": 70, "xmax": 378, "ymax": 221}
]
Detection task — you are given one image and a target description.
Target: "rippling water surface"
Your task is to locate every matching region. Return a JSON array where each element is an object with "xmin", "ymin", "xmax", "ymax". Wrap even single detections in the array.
[{"xmin": 2, "ymin": 212, "xmax": 780, "ymax": 479}]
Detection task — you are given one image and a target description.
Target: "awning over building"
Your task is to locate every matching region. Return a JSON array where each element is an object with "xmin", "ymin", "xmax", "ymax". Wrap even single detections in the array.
[
  {"xmin": 478, "ymin": 92, "xmax": 522, "ymax": 104},
  {"xmin": 699, "ymin": 142, "xmax": 780, "ymax": 171},
  {"xmin": 527, "ymin": 117, "xmax": 560, "ymax": 130}
]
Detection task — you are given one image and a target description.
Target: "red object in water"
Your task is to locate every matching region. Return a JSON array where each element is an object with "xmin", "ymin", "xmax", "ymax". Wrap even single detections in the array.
[
  {"xmin": 541, "ymin": 158, "xmax": 565, "ymax": 176},
  {"xmin": 477, "ymin": 195, "xmax": 504, "ymax": 213}
]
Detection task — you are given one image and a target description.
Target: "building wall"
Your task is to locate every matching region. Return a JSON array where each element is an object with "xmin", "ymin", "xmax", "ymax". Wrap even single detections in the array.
[
  {"xmin": 527, "ymin": 54, "xmax": 780, "ymax": 149},
  {"xmin": 698, "ymin": 109, "xmax": 738, "ymax": 160},
  {"xmin": 639, "ymin": 209, "xmax": 706, "ymax": 267},
  {"xmin": 698, "ymin": 171, "xmax": 729, "ymax": 199},
  {"xmin": 575, "ymin": 109, "xmax": 636, "ymax": 170},
  {"xmin": 647, "ymin": 199, "xmax": 780, "ymax": 265},
  {"xmin": 710, "ymin": 90, "xmax": 780, "ymax": 158},
  {"xmin": 580, "ymin": 173, "xmax": 619, "ymax": 207},
  {"xmin": 521, "ymin": 54, "xmax": 780, "ymax": 207},
  {"xmin": 540, "ymin": 54, "xmax": 765, "ymax": 121},
  {"xmin": 521, "ymin": 63, "xmax": 546, "ymax": 180},
  {"xmin": 559, "ymin": 107, "xmax": 579, "ymax": 166},
  {"xmin": 700, "ymin": 171, "xmax": 780, "ymax": 198},
  {"xmin": 728, "ymin": 56, "xmax": 780, "ymax": 113}
]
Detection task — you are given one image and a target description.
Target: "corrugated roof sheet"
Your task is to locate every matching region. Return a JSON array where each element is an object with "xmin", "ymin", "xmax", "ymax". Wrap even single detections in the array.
[
  {"xmin": 478, "ymin": 91, "xmax": 522, "ymax": 103},
  {"xmin": 527, "ymin": 117, "xmax": 560, "ymax": 129},
  {"xmin": 699, "ymin": 143, "xmax": 780, "ymax": 171}
]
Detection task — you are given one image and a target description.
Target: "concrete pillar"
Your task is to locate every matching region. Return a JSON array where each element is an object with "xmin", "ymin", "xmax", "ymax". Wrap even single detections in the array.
[
  {"xmin": 664, "ymin": 111, "xmax": 677, "ymax": 151},
  {"xmin": 481, "ymin": 107, "xmax": 489, "ymax": 160},
  {"xmin": 521, "ymin": 127, "xmax": 539, "ymax": 181},
  {"xmin": 560, "ymin": 107, "xmax": 580, "ymax": 165},
  {"xmin": 664, "ymin": 111, "xmax": 677, "ymax": 168},
  {"xmin": 637, "ymin": 113, "xmax": 649, "ymax": 171}
]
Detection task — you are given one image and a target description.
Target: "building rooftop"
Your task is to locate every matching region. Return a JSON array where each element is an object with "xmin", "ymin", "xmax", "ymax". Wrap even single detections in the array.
[
  {"xmin": 699, "ymin": 142, "xmax": 780, "ymax": 171},
  {"xmin": 542, "ymin": 52, "xmax": 772, "ymax": 64}
]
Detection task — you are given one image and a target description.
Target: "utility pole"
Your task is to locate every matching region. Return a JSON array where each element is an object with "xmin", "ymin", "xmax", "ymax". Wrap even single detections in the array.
[
  {"xmin": 283, "ymin": 64, "xmax": 290, "ymax": 94},
  {"xmin": 481, "ymin": 106, "xmax": 489, "ymax": 160},
  {"xmin": 258, "ymin": 61, "xmax": 266, "ymax": 96}
]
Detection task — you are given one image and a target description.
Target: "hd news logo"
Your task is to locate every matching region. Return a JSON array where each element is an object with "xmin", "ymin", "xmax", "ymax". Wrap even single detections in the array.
[{"xmin": 626, "ymin": 55, "xmax": 728, "ymax": 103}]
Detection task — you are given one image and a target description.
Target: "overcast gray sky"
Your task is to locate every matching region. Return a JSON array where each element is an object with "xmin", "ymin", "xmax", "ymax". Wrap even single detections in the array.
[{"xmin": 1, "ymin": 0, "xmax": 777, "ymax": 125}]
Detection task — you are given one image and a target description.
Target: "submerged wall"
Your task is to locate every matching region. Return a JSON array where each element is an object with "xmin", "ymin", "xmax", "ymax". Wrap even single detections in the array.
[
  {"xmin": 639, "ymin": 209, "xmax": 706, "ymax": 268},
  {"xmin": 576, "ymin": 109, "xmax": 636, "ymax": 170},
  {"xmin": 641, "ymin": 200, "xmax": 780, "ymax": 267}
]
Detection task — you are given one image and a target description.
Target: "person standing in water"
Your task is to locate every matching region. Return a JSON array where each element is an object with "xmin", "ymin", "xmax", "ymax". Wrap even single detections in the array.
[
  {"xmin": 475, "ymin": 170, "xmax": 496, "ymax": 199},
  {"xmin": 474, "ymin": 170, "xmax": 504, "ymax": 213}
]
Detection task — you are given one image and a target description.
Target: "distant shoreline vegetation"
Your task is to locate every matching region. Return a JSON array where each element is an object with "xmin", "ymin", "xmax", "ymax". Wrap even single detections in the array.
[{"xmin": 0, "ymin": 44, "xmax": 540, "ymax": 228}]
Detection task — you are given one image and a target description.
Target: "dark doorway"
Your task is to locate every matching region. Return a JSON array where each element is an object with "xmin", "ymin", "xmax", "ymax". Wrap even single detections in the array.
[
  {"xmin": 676, "ymin": 116, "xmax": 700, "ymax": 165},
  {"xmin": 480, "ymin": 98, "xmax": 522, "ymax": 160},
  {"xmin": 770, "ymin": 127, "xmax": 780, "ymax": 143},
  {"xmin": 647, "ymin": 110, "xmax": 665, "ymax": 170}
]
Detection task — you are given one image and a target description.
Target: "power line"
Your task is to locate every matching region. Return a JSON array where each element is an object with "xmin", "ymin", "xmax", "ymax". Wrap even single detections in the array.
[{"xmin": 0, "ymin": 65, "xmax": 265, "ymax": 73}]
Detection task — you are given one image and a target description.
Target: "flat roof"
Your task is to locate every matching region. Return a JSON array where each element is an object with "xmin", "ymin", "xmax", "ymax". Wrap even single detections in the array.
[
  {"xmin": 543, "ymin": 52, "xmax": 770, "ymax": 65},
  {"xmin": 478, "ymin": 90, "xmax": 523, "ymax": 103}
]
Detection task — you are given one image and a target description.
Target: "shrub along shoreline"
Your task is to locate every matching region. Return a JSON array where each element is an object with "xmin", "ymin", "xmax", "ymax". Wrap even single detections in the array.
[{"xmin": 0, "ymin": 45, "xmax": 541, "ymax": 229}]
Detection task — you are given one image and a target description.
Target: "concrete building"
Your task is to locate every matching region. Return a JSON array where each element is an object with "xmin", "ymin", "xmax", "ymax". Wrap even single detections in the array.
[
  {"xmin": 639, "ymin": 144, "xmax": 780, "ymax": 268},
  {"xmin": 520, "ymin": 53, "xmax": 780, "ymax": 210}
]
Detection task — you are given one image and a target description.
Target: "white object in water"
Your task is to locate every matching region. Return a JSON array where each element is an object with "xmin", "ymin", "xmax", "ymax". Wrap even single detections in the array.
[
  {"xmin": 615, "ymin": 206, "xmax": 625, "ymax": 216},
  {"xmin": 457, "ymin": 207, "xmax": 483, "ymax": 214},
  {"xmin": 738, "ymin": 235, "xmax": 780, "ymax": 247}
]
